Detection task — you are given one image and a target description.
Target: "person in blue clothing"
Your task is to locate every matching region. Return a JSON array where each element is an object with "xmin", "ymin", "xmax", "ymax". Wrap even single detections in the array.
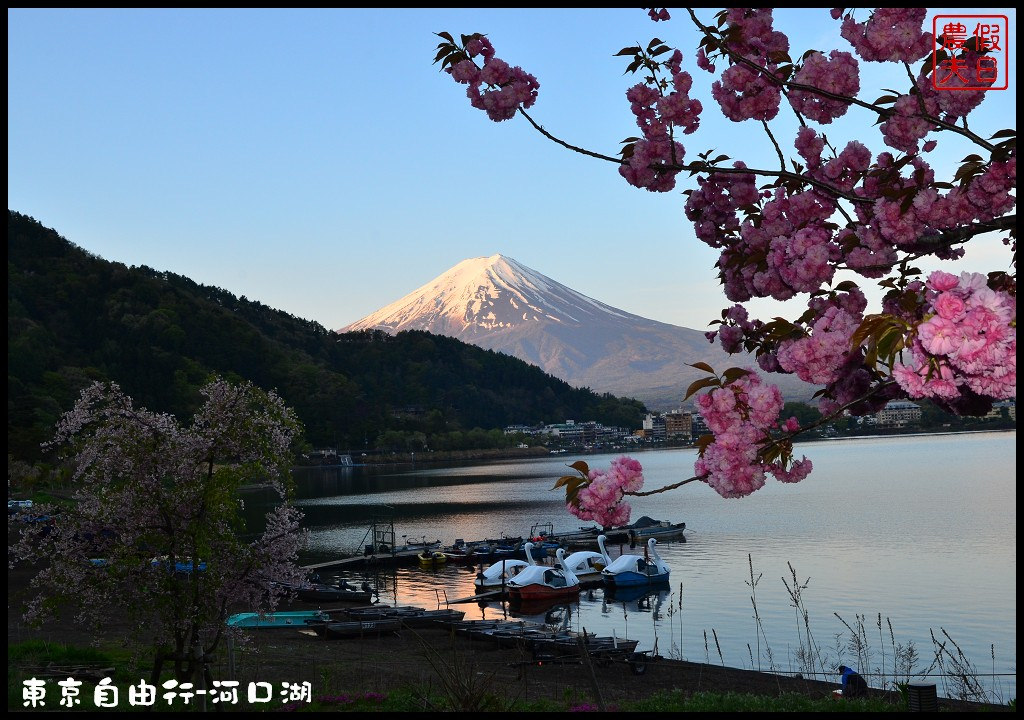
[{"xmin": 838, "ymin": 665, "xmax": 869, "ymax": 698}]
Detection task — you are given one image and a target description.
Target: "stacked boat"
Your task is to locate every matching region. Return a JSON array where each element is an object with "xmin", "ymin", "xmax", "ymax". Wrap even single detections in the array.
[
  {"xmin": 310, "ymin": 605, "xmax": 466, "ymax": 639},
  {"xmin": 442, "ymin": 618, "xmax": 639, "ymax": 659}
]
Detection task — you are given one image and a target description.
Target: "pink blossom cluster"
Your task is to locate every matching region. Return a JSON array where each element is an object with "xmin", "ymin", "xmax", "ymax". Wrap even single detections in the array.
[
  {"xmin": 879, "ymin": 91, "xmax": 943, "ymax": 154},
  {"xmin": 921, "ymin": 53, "xmax": 990, "ymax": 119},
  {"xmin": 723, "ymin": 8, "xmax": 790, "ymax": 59},
  {"xmin": 712, "ymin": 188, "xmax": 840, "ymax": 301},
  {"xmin": 696, "ymin": 47, "xmax": 715, "ymax": 73},
  {"xmin": 620, "ymin": 50, "xmax": 702, "ymax": 192},
  {"xmin": 849, "ymin": 152, "xmax": 1015, "ymax": 270},
  {"xmin": 709, "ymin": 304, "xmax": 758, "ymax": 354},
  {"xmin": 569, "ymin": 456, "xmax": 645, "ymax": 527},
  {"xmin": 447, "ymin": 36, "xmax": 539, "ymax": 122},
  {"xmin": 776, "ymin": 287, "xmax": 867, "ymax": 386},
  {"xmin": 648, "ymin": 7, "xmax": 670, "ymax": 22},
  {"xmin": 710, "ymin": 9, "xmax": 789, "ymax": 122},
  {"xmin": 693, "ymin": 371, "xmax": 812, "ymax": 498},
  {"xmin": 787, "ymin": 50, "xmax": 860, "ymax": 124},
  {"xmin": 894, "ymin": 271, "xmax": 1016, "ymax": 401},
  {"xmin": 711, "ymin": 61, "xmax": 783, "ymax": 122},
  {"xmin": 683, "ymin": 162, "xmax": 758, "ymax": 246},
  {"xmin": 839, "ymin": 8, "xmax": 932, "ymax": 63}
]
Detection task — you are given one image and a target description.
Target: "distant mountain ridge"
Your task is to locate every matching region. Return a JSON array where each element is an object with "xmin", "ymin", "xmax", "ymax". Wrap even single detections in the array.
[
  {"xmin": 7, "ymin": 212, "xmax": 647, "ymax": 461},
  {"xmin": 340, "ymin": 254, "xmax": 817, "ymax": 408}
]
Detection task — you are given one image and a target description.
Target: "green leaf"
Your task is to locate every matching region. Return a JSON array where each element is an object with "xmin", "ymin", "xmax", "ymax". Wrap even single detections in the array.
[
  {"xmin": 683, "ymin": 376, "xmax": 721, "ymax": 402},
  {"xmin": 689, "ymin": 361, "xmax": 716, "ymax": 374},
  {"xmin": 435, "ymin": 31, "xmax": 455, "ymax": 43},
  {"xmin": 990, "ymin": 129, "xmax": 1016, "ymax": 139}
]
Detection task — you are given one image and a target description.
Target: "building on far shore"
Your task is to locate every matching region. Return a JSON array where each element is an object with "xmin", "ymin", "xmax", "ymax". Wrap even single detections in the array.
[
  {"xmin": 987, "ymin": 399, "xmax": 1016, "ymax": 421},
  {"xmin": 875, "ymin": 400, "xmax": 922, "ymax": 428}
]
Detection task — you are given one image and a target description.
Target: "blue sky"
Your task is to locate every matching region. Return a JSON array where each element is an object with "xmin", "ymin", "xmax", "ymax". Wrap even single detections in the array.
[{"xmin": 7, "ymin": 8, "xmax": 1017, "ymax": 332}]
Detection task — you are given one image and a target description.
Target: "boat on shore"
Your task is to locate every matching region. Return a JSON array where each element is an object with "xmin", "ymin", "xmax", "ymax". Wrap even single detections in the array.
[
  {"xmin": 342, "ymin": 605, "xmax": 466, "ymax": 628},
  {"xmin": 277, "ymin": 576, "xmax": 375, "ymax": 604},
  {"xmin": 311, "ymin": 617, "xmax": 403, "ymax": 639},
  {"xmin": 227, "ymin": 610, "xmax": 329, "ymax": 629}
]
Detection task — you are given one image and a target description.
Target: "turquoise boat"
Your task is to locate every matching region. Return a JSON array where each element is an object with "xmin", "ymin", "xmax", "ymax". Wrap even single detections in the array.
[{"xmin": 226, "ymin": 610, "xmax": 329, "ymax": 629}]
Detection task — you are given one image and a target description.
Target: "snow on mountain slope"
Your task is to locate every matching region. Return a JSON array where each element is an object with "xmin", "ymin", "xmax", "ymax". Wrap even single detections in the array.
[{"xmin": 339, "ymin": 254, "xmax": 817, "ymax": 409}]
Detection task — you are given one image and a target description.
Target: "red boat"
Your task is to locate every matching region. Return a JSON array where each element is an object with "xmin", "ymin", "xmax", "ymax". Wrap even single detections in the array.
[{"xmin": 505, "ymin": 545, "xmax": 581, "ymax": 602}]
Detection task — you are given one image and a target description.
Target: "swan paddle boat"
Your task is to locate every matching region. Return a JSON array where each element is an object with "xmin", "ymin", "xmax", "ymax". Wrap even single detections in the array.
[
  {"xmin": 506, "ymin": 545, "xmax": 581, "ymax": 602},
  {"xmin": 600, "ymin": 538, "xmax": 670, "ymax": 587}
]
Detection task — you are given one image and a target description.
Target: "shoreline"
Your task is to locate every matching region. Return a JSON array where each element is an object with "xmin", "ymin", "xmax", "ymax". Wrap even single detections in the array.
[{"xmin": 292, "ymin": 426, "xmax": 1016, "ymax": 471}]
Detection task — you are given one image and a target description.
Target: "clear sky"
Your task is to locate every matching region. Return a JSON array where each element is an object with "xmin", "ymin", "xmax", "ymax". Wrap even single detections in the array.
[{"xmin": 7, "ymin": 8, "xmax": 1017, "ymax": 333}]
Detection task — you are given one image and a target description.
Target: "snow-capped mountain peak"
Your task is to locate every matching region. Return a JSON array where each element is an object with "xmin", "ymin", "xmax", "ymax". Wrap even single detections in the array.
[
  {"xmin": 337, "ymin": 255, "xmax": 816, "ymax": 409},
  {"xmin": 340, "ymin": 254, "xmax": 635, "ymax": 337}
]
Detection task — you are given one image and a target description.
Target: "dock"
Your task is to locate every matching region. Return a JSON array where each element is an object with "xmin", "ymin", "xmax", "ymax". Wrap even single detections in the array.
[
  {"xmin": 301, "ymin": 519, "xmax": 685, "ymax": 573},
  {"xmin": 303, "ymin": 548, "xmax": 426, "ymax": 571}
]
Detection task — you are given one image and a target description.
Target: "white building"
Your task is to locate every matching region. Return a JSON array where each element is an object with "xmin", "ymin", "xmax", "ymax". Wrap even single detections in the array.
[{"xmin": 876, "ymin": 401, "xmax": 922, "ymax": 427}]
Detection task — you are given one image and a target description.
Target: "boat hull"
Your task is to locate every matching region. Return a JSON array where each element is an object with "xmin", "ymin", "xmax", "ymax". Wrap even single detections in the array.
[
  {"xmin": 313, "ymin": 618, "xmax": 402, "ymax": 639},
  {"xmin": 227, "ymin": 610, "xmax": 328, "ymax": 629},
  {"xmin": 602, "ymin": 570, "xmax": 669, "ymax": 587},
  {"xmin": 508, "ymin": 584, "xmax": 581, "ymax": 602}
]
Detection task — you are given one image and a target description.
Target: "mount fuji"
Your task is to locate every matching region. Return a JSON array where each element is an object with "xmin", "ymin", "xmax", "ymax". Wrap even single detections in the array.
[{"xmin": 338, "ymin": 254, "xmax": 816, "ymax": 409}]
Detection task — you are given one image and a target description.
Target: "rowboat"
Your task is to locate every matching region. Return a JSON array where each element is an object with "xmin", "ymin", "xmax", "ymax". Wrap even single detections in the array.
[
  {"xmin": 226, "ymin": 610, "xmax": 329, "ymax": 629},
  {"xmin": 311, "ymin": 618, "xmax": 403, "ymax": 639}
]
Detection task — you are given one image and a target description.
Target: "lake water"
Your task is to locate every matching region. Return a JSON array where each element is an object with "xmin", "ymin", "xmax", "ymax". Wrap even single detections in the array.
[{"xmin": 249, "ymin": 430, "xmax": 1016, "ymax": 702}]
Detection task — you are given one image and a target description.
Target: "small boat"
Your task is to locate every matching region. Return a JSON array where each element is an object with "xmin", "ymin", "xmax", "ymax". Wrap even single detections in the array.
[
  {"xmin": 394, "ymin": 538, "xmax": 443, "ymax": 553},
  {"xmin": 474, "ymin": 556, "xmax": 533, "ymax": 593},
  {"xmin": 560, "ymin": 534, "xmax": 611, "ymax": 584},
  {"xmin": 613, "ymin": 516, "xmax": 686, "ymax": 545},
  {"xmin": 296, "ymin": 582, "xmax": 374, "ymax": 604},
  {"xmin": 531, "ymin": 632, "xmax": 640, "ymax": 657},
  {"xmin": 151, "ymin": 556, "xmax": 206, "ymax": 574},
  {"xmin": 506, "ymin": 545, "xmax": 581, "ymax": 602},
  {"xmin": 312, "ymin": 618, "xmax": 403, "ymax": 639},
  {"xmin": 441, "ymin": 539, "xmax": 477, "ymax": 564},
  {"xmin": 529, "ymin": 517, "xmax": 686, "ymax": 548},
  {"xmin": 226, "ymin": 610, "xmax": 329, "ymax": 629},
  {"xmin": 417, "ymin": 550, "xmax": 447, "ymax": 569},
  {"xmin": 343, "ymin": 605, "xmax": 466, "ymax": 628},
  {"xmin": 601, "ymin": 538, "xmax": 670, "ymax": 587}
]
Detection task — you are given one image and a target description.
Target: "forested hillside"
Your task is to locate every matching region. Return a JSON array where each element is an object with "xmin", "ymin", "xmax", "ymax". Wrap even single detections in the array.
[{"xmin": 8, "ymin": 211, "xmax": 647, "ymax": 462}]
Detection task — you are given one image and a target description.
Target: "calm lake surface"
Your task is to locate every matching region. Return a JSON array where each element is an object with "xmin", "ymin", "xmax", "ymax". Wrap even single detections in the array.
[{"xmin": 250, "ymin": 431, "xmax": 1016, "ymax": 701}]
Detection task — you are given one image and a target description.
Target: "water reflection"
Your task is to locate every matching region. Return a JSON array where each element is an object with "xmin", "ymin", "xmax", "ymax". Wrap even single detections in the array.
[{"xmin": 248, "ymin": 432, "xmax": 1015, "ymax": 699}]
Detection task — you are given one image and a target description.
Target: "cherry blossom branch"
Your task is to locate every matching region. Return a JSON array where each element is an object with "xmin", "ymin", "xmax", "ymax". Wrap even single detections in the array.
[
  {"xmin": 762, "ymin": 119, "xmax": 786, "ymax": 170},
  {"xmin": 517, "ymin": 107, "xmax": 627, "ymax": 164},
  {"xmin": 836, "ymin": 214, "xmax": 1017, "ymax": 273},
  {"xmin": 625, "ymin": 473, "xmax": 707, "ymax": 496},
  {"xmin": 625, "ymin": 379, "xmax": 898, "ymax": 498},
  {"xmin": 520, "ymin": 106, "xmax": 871, "ymax": 203},
  {"xmin": 684, "ymin": 8, "xmax": 996, "ymax": 152}
]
